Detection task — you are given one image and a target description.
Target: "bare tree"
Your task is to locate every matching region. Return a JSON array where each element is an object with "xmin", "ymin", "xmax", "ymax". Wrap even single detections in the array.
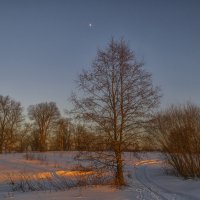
[
  {"xmin": 28, "ymin": 102, "xmax": 60, "ymax": 152},
  {"xmin": 73, "ymin": 124, "xmax": 97, "ymax": 151},
  {"xmin": 17, "ymin": 122, "xmax": 32, "ymax": 152},
  {"xmin": 29, "ymin": 128, "xmax": 40, "ymax": 151},
  {"xmin": 71, "ymin": 39, "xmax": 161, "ymax": 185},
  {"xmin": 52, "ymin": 118, "xmax": 73, "ymax": 151},
  {"xmin": 0, "ymin": 95, "xmax": 23, "ymax": 153}
]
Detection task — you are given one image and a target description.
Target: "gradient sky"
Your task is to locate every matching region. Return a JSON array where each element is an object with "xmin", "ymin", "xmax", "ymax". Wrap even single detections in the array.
[{"xmin": 0, "ymin": 0, "xmax": 200, "ymax": 114}]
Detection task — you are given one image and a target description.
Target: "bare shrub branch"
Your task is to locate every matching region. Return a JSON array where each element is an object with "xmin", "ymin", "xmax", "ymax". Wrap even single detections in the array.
[{"xmin": 150, "ymin": 103, "xmax": 200, "ymax": 178}]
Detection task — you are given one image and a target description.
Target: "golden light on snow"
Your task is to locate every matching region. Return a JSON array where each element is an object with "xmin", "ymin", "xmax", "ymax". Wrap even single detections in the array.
[
  {"xmin": 56, "ymin": 170, "xmax": 94, "ymax": 176},
  {"xmin": 134, "ymin": 159, "xmax": 162, "ymax": 166},
  {"xmin": 2, "ymin": 170, "xmax": 95, "ymax": 182},
  {"xmin": 36, "ymin": 172, "xmax": 52, "ymax": 179}
]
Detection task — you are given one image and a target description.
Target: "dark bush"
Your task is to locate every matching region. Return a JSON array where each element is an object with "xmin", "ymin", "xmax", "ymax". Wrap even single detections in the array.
[{"xmin": 151, "ymin": 103, "xmax": 200, "ymax": 178}]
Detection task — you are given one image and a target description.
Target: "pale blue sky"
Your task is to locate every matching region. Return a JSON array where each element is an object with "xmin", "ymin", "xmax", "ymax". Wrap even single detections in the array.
[{"xmin": 0, "ymin": 0, "xmax": 200, "ymax": 113}]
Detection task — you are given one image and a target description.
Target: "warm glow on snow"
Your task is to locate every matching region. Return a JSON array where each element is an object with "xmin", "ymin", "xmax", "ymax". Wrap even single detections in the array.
[
  {"xmin": 134, "ymin": 159, "xmax": 163, "ymax": 166},
  {"xmin": 56, "ymin": 170, "xmax": 94, "ymax": 176}
]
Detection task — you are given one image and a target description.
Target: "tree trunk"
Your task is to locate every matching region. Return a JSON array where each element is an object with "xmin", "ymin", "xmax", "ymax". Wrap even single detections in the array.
[
  {"xmin": 0, "ymin": 143, "xmax": 2, "ymax": 153},
  {"xmin": 115, "ymin": 151, "xmax": 125, "ymax": 185}
]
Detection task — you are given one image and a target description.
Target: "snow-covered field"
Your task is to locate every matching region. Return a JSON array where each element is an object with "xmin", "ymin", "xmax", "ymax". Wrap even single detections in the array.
[{"xmin": 0, "ymin": 152, "xmax": 200, "ymax": 200}]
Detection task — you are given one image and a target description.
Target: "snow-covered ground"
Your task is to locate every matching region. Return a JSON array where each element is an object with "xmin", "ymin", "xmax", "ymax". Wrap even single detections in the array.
[{"xmin": 0, "ymin": 152, "xmax": 200, "ymax": 200}]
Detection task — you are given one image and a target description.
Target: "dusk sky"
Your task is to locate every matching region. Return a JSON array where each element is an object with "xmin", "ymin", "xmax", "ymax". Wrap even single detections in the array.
[{"xmin": 0, "ymin": 0, "xmax": 200, "ymax": 113}]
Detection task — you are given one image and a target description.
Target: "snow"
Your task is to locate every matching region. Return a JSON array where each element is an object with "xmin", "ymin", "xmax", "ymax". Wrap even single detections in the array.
[{"xmin": 1, "ymin": 152, "xmax": 200, "ymax": 200}]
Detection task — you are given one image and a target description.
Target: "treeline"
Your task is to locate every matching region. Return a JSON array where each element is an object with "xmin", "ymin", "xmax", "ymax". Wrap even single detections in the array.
[{"xmin": 0, "ymin": 95, "xmax": 112, "ymax": 153}]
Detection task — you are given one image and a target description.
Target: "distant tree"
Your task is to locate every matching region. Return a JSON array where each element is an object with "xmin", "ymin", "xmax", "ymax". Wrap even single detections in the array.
[
  {"xmin": 17, "ymin": 122, "xmax": 32, "ymax": 152},
  {"xmin": 73, "ymin": 124, "xmax": 95, "ymax": 151},
  {"xmin": 0, "ymin": 95, "xmax": 23, "ymax": 153},
  {"xmin": 52, "ymin": 118, "xmax": 72, "ymax": 151},
  {"xmin": 28, "ymin": 102, "xmax": 60, "ymax": 152},
  {"xmin": 71, "ymin": 39, "xmax": 161, "ymax": 185},
  {"xmin": 29, "ymin": 128, "xmax": 40, "ymax": 151}
]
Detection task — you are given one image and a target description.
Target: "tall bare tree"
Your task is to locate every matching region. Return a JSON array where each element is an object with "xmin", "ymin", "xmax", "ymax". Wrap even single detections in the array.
[
  {"xmin": 71, "ymin": 39, "xmax": 161, "ymax": 185},
  {"xmin": 28, "ymin": 102, "xmax": 60, "ymax": 151},
  {"xmin": 0, "ymin": 95, "xmax": 23, "ymax": 153}
]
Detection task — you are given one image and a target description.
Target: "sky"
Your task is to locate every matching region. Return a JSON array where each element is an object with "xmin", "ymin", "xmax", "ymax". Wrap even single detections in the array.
[{"xmin": 0, "ymin": 0, "xmax": 200, "ymax": 114}]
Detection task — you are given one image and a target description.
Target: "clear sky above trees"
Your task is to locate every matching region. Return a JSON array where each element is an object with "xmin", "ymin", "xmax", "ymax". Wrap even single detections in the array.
[{"xmin": 0, "ymin": 0, "xmax": 199, "ymax": 111}]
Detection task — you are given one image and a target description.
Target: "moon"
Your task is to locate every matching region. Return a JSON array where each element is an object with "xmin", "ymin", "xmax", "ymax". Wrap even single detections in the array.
[{"xmin": 89, "ymin": 23, "xmax": 92, "ymax": 28}]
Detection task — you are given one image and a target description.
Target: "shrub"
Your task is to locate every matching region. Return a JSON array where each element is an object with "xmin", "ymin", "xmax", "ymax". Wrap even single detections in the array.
[{"xmin": 151, "ymin": 103, "xmax": 200, "ymax": 178}]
